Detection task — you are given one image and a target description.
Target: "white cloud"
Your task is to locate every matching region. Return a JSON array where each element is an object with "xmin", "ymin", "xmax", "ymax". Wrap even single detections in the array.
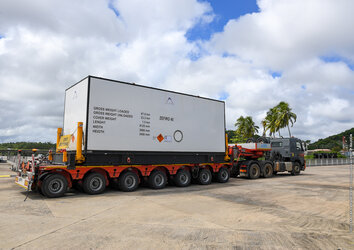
[
  {"xmin": 0, "ymin": 0, "xmax": 353, "ymax": 144},
  {"xmin": 210, "ymin": 0, "xmax": 354, "ymax": 70}
]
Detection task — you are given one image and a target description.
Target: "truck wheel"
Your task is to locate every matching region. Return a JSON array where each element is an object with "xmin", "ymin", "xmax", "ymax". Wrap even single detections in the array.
[
  {"xmin": 83, "ymin": 172, "xmax": 106, "ymax": 195},
  {"xmin": 198, "ymin": 169, "xmax": 212, "ymax": 185},
  {"xmin": 118, "ymin": 171, "xmax": 139, "ymax": 192},
  {"xmin": 263, "ymin": 163, "xmax": 273, "ymax": 178},
  {"xmin": 231, "ymin": 164, "xmax": 240, "ymax": 177},
  {"xmin": 174, "ymin": 169, "xmax": 191, "ymax": 187},
  {"xmin": 42, "ymin": 174, "xmax": 68, "ymax": 198},
  {"xmin": 248, "ymin": 163, "xmax": 260, "ymax": 179},
  {"xmin": 148, "ymin": 170, "xmax": 167, "ymax": 189},
  {"xmin": 256, "ymin": 137, "xmax": 269, "ymax": 143},
  {"xmin": 292, "ymin": 162, "xmax": 301, "ymax": 175},
  {"xmin": 37, "ymin": 184, "xmax": 45, "ymax": 196},
  {"xmin": 217, "ymin": 168, "xmax": 230, "ymax": 183},
  {"xmin": 246, "ymin": 138, "xmax": 255, "ymax": 143}
]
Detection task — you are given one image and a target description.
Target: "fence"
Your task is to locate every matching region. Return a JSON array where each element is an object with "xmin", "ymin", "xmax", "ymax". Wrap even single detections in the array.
[
  {"xmin": 0, "ymin": 155, "xmax": 31, "ymax": 171},
  {"xmin": 306, "ymin": 158, "xmax": 352, "ymax": 166}
]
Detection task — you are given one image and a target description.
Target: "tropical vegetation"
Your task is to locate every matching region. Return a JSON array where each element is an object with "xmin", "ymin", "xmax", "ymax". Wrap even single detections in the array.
[
  {"xmin": 308, "ymin": 127, "xmax": 354, "ymax": 150},
  {"xmin": 263, "ymin": 101, "xmax": 297, "ymax": 137},
  {"xmin": 230, "ymin": 101, "xmax": 297, "ymax": 143},
  {"xmin": 0, "ymin": 142, "xmax": 55, "ymax": 150},
  {"xmin": 232, "ymin": 116, "xmax": 259, "ymax": 143}
]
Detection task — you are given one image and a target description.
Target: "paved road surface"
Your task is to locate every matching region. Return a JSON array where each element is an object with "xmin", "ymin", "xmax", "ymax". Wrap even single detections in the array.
[{"xmin": 0, "ymin": 163, "xmax": 352, "ymax": 249}]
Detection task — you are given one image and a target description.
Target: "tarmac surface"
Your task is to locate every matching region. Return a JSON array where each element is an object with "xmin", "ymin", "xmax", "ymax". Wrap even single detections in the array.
[{"xmin": 0, "ymin": 163, "xmax": 353, "ymax": 249}]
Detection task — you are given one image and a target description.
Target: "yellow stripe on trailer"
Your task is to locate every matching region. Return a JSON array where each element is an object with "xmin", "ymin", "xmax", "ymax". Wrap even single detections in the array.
[{"xmin": 0, "ymin": 175, "xmax": 11, "ymax": 178}]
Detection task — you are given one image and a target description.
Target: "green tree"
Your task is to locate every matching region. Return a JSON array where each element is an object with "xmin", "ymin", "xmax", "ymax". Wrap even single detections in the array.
[
  {"xmin": 275, "ymin": 101, "xmax": 297, "ymax": 137},
  {"xmin": 262, "ymin": 107, "xmax": 278, "ymax": 137},
  {"xmin": 234, "ymin": 116, "xmax": 259, "ymax": 142},
  {"xmin": 263, "ymin": 101, "xmax": 297, "ymax": 137}
]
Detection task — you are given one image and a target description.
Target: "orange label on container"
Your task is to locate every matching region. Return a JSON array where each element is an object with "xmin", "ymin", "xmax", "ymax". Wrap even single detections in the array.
[{"xmin": 157, "ymin": 134, "xmax": 164, "ymax": 142}]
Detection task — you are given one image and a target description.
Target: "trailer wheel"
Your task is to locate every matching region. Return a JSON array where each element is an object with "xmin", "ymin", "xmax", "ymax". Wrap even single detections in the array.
[
  {"xmin": 37, "ymin": 185, "xmax": 45, "ymax": 196},
  {"xmin": 148, "ymin": 170, "xmax": 167, "ymax": 189},
  {"xmin": 256, "ymin": 137, "xmax": 269, "ymax": 143},
  {"xmin": 292, "ymin": 162, "xmax": 301, "ymax": 175},
  {"xmin": 246, "ymin": 138, "xmax": 255, "ymax": 143},
  {"xmin": 263, "ymin": 163, "xmax": 273, "ymax": 178},
  {"xmin": 118, "ymin": 171, "xmax": 139, "ymax": 192},
  {"xmin": 217, "ymin": 168, "xmax": 230, "ymax": 183},
  {"xmin": 248, "ymin": 163, "xmax": 260, "ymax": 179},
  {"xmin": 83, "ymin": 172, "xmax": 106, "ymax": 195},
  {"xmin": 198, "ymin": 169, "xmax": 212, "ymax": 185},
  {"xmin": 42, "ymin": 174, "xmax": 68, "ymax": 198},
  {"xmin": 174, "ymin": 169, "xmax": 191, "ymax": 187}
]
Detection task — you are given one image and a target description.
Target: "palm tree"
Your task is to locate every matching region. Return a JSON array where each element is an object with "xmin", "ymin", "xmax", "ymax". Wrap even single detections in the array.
[
  {"xmin": 275, "ymin": 101, "xmax": 297, "ymax": 137},
  {"xmin": 262, "ymin": 107, "xmax": 278, "ymax": 138},
  {"xmin": 261, "ymin": 120, "xmax": 267, "ymax": 136},
  {"xmin": 234, "ymin": 116, "xmax": 259, "ymax": 141},
  {"xmin": 263, "ymin": 102, "xmax": 297, "ymax": 138}
]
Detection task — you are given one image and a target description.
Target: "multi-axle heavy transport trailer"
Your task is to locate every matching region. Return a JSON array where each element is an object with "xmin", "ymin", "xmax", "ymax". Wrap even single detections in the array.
[
  {"xmin": 14, "ymin": 76, "xmax": 305, "ymax": 198},
  {"xmin": 15, "ymin": 76, "xmax": 233, "ymax": 197}
]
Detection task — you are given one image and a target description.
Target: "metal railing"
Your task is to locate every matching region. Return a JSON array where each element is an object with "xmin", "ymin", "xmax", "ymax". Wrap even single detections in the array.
[
  {"xmin": 0, "ymin": 155, "xmax": 31, "ymax": 171},
  {"xmin": 306, "ymin": 158, "xmax": 351, "ymax": 166}
]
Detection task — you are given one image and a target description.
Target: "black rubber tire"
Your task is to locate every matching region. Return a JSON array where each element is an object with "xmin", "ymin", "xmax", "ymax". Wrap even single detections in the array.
[
  {"xmin": 198, "ymin": 169, "xmax": 212, "ymax": 185},
  {"xmin": 263, "ymin": 163, "xmax": 273, "ymax": 178},
  {"xmin": 217, "ymin": 167, "xmax": 230, "ymax": 183},
  {"xmin": 230, "ymin": 164, "xmax": 240, "ymax": 177},
  {"xmin": 293, "ymin": 162, "xmax": 301, "ymax": 175},
  {"xmin": 118, "ymin": 171, "xmax": 139, "ymax": 192},
  {"xmin": 83, "ymin": 172, "xmax": 106, "ymax": 195},
  {"xmin": 39, "ymin": 174, "xmax": 52, "ymax": 197},
  {"xmin": 42, "ymin": 174, "xmax": 68, "ymax": 198},
  {"xmin": 148, "ymin": 170, "xmax": 167, "ymax": 189},
  {"xmin": 256, "ymin": 137, "xmax": 269, "ymax": 143},
  {"xmin": 37, "ymin": 185, "xmax": 45, "ymax": 196},
  {"xmin": 248, "ymin": 163, "xmax": 261, "ymax": 179},
  {"xmin": 174, "ymin": 169, "xmax": 191, "ymax": 187},
  {"xmin": 246, "ymin": 138, "xmax": 256, "ymax": 143}
]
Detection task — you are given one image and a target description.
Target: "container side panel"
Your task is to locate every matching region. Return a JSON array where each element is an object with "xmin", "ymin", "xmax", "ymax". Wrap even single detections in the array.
[
  {"xmin": 63, "ymin": 79, "xmax": 88, "ymax": 151},
  {"xmin": 87, "ymin": 78, "xmax": 225, "ymax": 152}
]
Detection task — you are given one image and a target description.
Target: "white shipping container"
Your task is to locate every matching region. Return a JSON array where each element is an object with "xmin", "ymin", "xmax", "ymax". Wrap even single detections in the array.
[{"xmin": 63, "ymin": 76, "xmax": 226, "ymax": 153}]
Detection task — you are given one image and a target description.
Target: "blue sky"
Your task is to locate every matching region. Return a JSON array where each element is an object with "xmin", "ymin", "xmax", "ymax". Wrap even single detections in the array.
[
  {"xmin": 320, "ymin": 55, "xmax": 354, "ymax": 71},
  {"xmin": 186, "ymin": 0, "xmax": 259, "ymax": 41}
]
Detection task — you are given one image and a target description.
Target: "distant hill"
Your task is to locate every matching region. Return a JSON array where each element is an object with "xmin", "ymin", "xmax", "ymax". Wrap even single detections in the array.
[
  {"xmin": 0, "ymin": 142, "xmax": 55, "ymax": 150},
  {"xmin": 308, "ymin": 127, "xmax": 354, "ymax": 150}
]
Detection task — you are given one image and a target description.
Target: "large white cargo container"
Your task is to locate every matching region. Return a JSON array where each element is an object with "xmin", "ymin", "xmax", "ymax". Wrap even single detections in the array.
[{"xmin": 63, "ymin": 76, "xmax": 226, "ymax": 153}]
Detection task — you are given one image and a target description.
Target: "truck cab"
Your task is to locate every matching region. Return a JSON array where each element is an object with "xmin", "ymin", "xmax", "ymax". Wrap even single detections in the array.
[
  {"xmin": 230, "ymin": 136, "xmax": 306, "ymax": 179},
  {"xmin": 268, "ymin": 137, "xmax": 305, "ymax": 170}
]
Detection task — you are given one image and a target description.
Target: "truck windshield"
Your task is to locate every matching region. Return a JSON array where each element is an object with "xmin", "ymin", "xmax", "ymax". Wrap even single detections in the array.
[{"xmin": 296, "ymin": 142, "xmax": 303, "ymax": 151}]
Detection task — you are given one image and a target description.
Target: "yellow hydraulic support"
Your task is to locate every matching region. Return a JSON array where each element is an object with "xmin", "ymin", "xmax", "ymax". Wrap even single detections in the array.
[
  {"xmin": 224, "ymin": 133, "xmax": 230, "ymax": 161},
  {"xmin": 48, "ymin": 150, "xmax": 53, "ymax": 161},
  {"xmin": 56, "ymin": 128, "xmax": 62, "ymax": 152},
  {"xmin": 75, "ymin": 122, "xmax": 85, "ymax": 163},
  {"xmin": 63, "ymin": 150, "xmax": 68, "ymax": 162}
]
